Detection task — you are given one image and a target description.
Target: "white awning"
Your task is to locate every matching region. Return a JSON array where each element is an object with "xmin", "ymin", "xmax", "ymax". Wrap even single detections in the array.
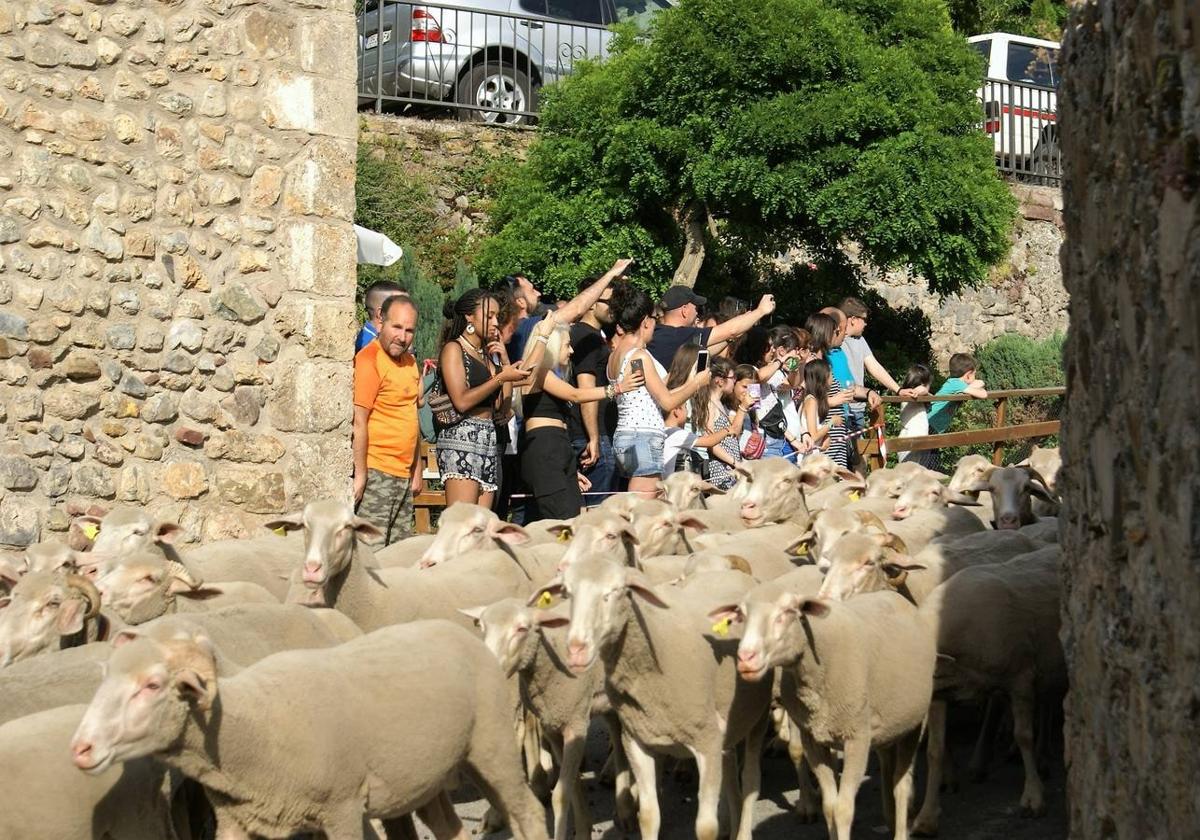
[{"xmin": 354, "ymin": 224, "xmax": 404, "ymax": 266}]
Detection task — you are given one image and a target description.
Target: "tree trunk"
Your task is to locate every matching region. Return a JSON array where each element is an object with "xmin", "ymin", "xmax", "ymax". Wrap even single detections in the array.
[
  {"xmin": 670, "ymin": 201, "xmax": 708, "ymax": 288},
  {"xmin": 1059, "ymin": 2, "xmax": 1200, "ymax": 837}
]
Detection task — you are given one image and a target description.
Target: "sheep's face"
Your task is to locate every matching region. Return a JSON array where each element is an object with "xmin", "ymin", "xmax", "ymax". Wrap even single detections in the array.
[
  {"xmin": 0, "ymin": 572, "xmax": 97, "ymax": 666},
  {"xmin": 24, "ymin": 542, "xmax": 79, "ymax": 575},
  {"xmin": 535, "ymin": 555, "xmax": 666, "ymax": 674},
  {"xmin": 973, "ymin": 467, "xmax": 1056, "ymax": 530},
  {"xmin": 816, "ymin": 533, "xmax": 920, "ymax": 601},
  {"xmin": 891, "ymin": 474, "xmax": 957, "ymax": 520},
  {"xmin": 555, "ymin": 512, "xmax": 639, "ymax": 571},
  {"xmin": 865, "ymin": 466, "xmax": 922, "ymax": 500},
  {"xmin": 948, "ymin": 455, "xmax": 993, "ymax": 494},
  {"xmin": 267, "ymin": 501, "xmax": 381, "ymax": 606},
  {"xmin": 468, "ymin": 600, "xmax": 567, "ymax": 677},
  {"xmin": 419, "ymin": 503, "xmax": 528, "ymax": 568},
  {"xmin": 84, "ymin": 510, "xmax": 183, "ymax": 566},
  {"xmin": 96, "ymin": 553, "xmax": 200, "ymax": 623},
  {"xmin": 1027, "ymin": 447, "xmax": 1061, "ymax": 492},
  {"xmin": 71, "ymin": 635, "xmax": 217, "ymax": 774},
  {"xmin": 657, "ymin": 473, "xmax": 720, "ymax": 511},
  {"xmin": 629, "ymin": 503, "xmax": 706, "ymax": 559},
  {"xmin": 788, "ymin": 509, "xmax": 889, "ymax": 572},
  {"xmin": 797, "ymin": 453, "xmax": 838, "ymax": 489},
  {"xmin": 712, "ymin": 587, "xmax": 829, "ymax": 683},
  {"xmin": 737, "ymin": 460, "xmax": 811, "ymax": 529}
]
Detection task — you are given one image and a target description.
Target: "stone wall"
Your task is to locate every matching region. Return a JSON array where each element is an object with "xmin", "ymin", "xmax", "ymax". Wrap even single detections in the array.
[
  {"xmin": 1059, "ymin": 1, "xmax": 1200, "ymax": 836},
  {"xmin": 0, "ymin": 0, "xmax": 359, "ymax": 548},
  {"xmin": 861, "ymin": 184, "xmax": 1066, "ymax": 366}
]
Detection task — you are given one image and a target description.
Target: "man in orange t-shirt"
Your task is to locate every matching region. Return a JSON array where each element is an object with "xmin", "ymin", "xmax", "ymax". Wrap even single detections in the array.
[{"xmin": 353, "ymin": 295, "xmax": 422, "ymax": 544}]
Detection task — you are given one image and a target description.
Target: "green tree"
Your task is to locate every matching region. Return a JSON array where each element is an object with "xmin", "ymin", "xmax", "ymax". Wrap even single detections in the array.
[
  {"xmin": 475, "ymin": 0, "xmax": 1016, "ymax": 301},
  {"xmin": 946, "ymin": 0, "xmax": 1067, "ymax": 40}
]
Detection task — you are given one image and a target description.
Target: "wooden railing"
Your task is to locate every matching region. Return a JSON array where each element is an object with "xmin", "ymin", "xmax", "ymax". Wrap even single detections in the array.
[
  {"xmin": 413, "ymin": 440, "xmax": 446, "ymax": 534},
  {"xmin": 857, "ymin": 386, "xmax": 1065, "ymax": 471}
]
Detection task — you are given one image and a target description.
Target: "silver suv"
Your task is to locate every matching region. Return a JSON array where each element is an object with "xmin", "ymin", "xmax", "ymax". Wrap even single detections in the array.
[{"xmin": 358, "ymin": 0, "xmax": 673, "ymax": 123}]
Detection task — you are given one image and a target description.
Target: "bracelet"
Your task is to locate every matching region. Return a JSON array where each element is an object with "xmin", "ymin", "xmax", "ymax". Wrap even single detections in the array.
[{"xmin": 605, "ymin": 383, "xmax": 617, "ymax": 400}]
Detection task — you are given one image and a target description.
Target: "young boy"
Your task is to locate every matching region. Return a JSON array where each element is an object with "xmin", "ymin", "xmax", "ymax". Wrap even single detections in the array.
[{"xmin": 927, "ymin": 352, "xmax": 989, "ymax": 434}]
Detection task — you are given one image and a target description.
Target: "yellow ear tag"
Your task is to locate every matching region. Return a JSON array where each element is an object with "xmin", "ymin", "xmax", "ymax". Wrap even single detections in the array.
[
  {"xmin": 711, "ymin": 617, "xmax": 731, "ymax": 637},
  {"xmin": 537, "ymin": 591, "xmax": 555, "ymax": 608},
  {"xmin": 793, "ymin": 543, "xmax": 809, "ymax": 557},
  {"xmin": 557, "ymin": 530, "xmax": 572, "ymax": 543},
  {"xmin": 81, "ymin": 523, "xmax": 100, "ymax": 541},
  {"xmin": 272, "ymin": 526, "xmax": 287, "ymax": 537},
  {"xmin": 848, "ymin": 491, "xmax": 861, "ymax": 502}
]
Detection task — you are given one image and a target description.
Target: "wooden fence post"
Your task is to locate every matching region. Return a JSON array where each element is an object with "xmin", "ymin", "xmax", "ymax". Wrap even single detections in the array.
[{"xmin": 992, "ymin": 396, "xmax": 1008, "ymax": 465}]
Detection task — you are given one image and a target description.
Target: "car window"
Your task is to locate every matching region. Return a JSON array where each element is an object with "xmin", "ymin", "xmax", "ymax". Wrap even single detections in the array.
[
  {"xmin": 1006, "ymin": 42, "xmax": 1059, "ymax": 88},
  {"xmin": 518, "ymin": 0, "xmax": 549, "ymax": 14},
  {"xmin": 545, "ymin": 0, "xmax": 605, "ymax": 23},
  {"xmin": 611, "ymin": 0, "xmax": 673, "ymax": 28}
]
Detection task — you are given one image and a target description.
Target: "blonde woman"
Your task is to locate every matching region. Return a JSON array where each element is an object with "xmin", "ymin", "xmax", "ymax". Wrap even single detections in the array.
[{"xmin": 519, "ymin": 319, "xmax": 643, "ymax": 520}]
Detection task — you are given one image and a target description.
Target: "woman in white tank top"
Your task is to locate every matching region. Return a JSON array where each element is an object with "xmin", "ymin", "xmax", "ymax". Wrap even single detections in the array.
[{"xmin": 605, "ymin": 285, "xmax": 711, "ymax": 498}]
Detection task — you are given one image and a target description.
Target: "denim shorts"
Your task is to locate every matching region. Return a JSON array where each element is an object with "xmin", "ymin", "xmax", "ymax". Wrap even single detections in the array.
[{"xmin": 613, "ymin": 430, "xmax": 665, "ymax": 479}]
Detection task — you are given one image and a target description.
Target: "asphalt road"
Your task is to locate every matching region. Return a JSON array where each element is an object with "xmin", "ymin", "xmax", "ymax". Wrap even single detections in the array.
[{"xmin": 424, "ymin": 705, "xmax": 1069, "ymax": 840}]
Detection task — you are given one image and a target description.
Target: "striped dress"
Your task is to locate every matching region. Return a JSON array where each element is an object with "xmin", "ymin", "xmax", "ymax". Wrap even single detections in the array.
[{"xmin": 825, "ymin": 381, "xmax": 850, "ymax": 468}]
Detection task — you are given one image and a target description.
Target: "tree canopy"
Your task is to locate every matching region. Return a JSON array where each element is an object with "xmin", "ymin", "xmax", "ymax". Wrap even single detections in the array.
[{"xmin": 474, "ymin": 0, "xmax": 1017, "ymax": 300}]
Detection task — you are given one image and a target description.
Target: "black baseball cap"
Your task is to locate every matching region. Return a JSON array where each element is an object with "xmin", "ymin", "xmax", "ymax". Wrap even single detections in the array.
[{"xmin": 660, "ymin": 286, "xmax": 707, "ymax": 311}]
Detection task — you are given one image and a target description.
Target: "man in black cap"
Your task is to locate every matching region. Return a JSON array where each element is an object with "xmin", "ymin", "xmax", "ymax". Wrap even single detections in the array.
[{"xmin": 646, "ymin": 285, "xmax": 777, "ymax": 369}]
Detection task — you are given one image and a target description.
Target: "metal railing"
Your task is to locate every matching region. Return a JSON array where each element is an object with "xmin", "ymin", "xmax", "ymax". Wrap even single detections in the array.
[
  {"xmin": 980, "ymin": 78, "xmax": 1060, "ymax": 185},
  {"xmin": 858, "ymin": 386, "xmax": 1065, "ymax": 471},
  {"xmin": 357, "ymin": 0, "xmax": 610, "ymax": 124}
]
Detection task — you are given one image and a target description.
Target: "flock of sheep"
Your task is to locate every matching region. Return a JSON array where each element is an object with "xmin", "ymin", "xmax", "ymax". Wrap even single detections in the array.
[{"xmin": 0, "ymin": 445, "xmax": 1065, "ymax": 840}]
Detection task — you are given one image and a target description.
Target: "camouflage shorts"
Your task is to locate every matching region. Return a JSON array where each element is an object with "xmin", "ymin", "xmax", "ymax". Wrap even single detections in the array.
[{"xmin": 355, "ymin": 469, "xmax": 414, "ymax": 546}]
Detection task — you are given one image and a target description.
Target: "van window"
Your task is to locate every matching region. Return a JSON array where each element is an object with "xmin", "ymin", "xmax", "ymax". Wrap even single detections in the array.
[
  {"xmin": 519, "ymin": 0, "xmax": 549, "ymax": 14},
  {"xmin": 971, "ymin": 39, "xmax": 991, "ymax": 71},
  {"xmin": 612, "ymin": 0, "xmax": 673, "ymax": 28},
  {"xmin": 1006, "ymin": 42, "xmax": 1059, "ymax": 88},
  {"xmin": 545, "ymin": 0, "xmax": 605, "ymax": 23}
]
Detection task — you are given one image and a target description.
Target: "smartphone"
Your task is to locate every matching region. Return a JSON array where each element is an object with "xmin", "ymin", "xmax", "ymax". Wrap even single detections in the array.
[
  {"xmin": 747, "ymin": 384, "xmax": 761, "ymax": 401},
  {"xmin": 783, "ymin": 356, "xmax": 800, "ymax": 372},
  {"xmin": 696, "ymin": 349, "xmax": 709, "ymax": 372},
  {"xmin": 630, "ymin": 358, "xmax": 644, "ymax": 377}
]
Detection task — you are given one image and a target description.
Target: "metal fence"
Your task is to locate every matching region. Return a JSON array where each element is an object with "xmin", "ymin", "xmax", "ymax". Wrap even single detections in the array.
[
  {"xmin": 980, "ymin": 77, "xmax": 1060, "ymax": 185},
  {"xmin": 357, "ymin": 0, "xmax": 611, "ymax": 124}
]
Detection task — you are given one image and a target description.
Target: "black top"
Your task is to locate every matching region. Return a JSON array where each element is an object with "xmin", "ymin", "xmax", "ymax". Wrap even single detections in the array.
[
  {"xmin": 568, "ymin": 322, "xmax": 616, "ymax": 440},
  {"xmin": 461, "ymin": 345, "xmax": 491, "ymax": 390},
  {"xmin": 523, "ymin": 387, "xmax": 570, "ymax": 424},
  {"xmin": 646, "ymin": 324, "xmax": 712, "ymax": 369}
]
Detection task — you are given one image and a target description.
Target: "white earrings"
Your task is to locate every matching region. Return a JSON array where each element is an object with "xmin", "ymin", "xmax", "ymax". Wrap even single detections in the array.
[{"xmin": 465, "ymin": 324, "xmax": 476, "ymax": 335}]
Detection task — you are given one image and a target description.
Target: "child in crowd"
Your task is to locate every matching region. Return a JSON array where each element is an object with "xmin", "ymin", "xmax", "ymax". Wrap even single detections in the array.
[
  {"xmin": 798, "ymin": 358, "xmax": 843, "ymax": 457},
  {"xmin": 921, "ymin": 353, "xmax": 989, "ymax": 469},
  {"xmin": 692, "ymin": 358, "xmax": 754, "ymax": 488},
  {"xmin": 896, "ymin": 363, "xmax": 935, "ymax": 468}
]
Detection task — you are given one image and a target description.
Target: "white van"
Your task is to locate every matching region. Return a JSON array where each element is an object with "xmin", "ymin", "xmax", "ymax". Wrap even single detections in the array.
[{"xmin": 968, "ymin": 33, "xmax": 1060, "ymax": 182}]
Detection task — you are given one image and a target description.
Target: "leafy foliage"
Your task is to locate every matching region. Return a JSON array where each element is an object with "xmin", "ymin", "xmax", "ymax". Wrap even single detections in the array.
[
  {"xmin": 946, "ymin": 0, "xmax": 1067, "ymax": 40},
  {"xmin": 476, "ymin": 0, "xmax": 1016, "ymax": 302}
]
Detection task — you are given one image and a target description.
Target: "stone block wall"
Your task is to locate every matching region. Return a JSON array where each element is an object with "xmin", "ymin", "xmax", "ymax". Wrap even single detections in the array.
[
  {"xmin": 860, "ymin": 184, "xmax": 1067, "ymax": 367},
  {"xmin": 0, "ymin": 0, "xmax": 359, "ymax": 547}
]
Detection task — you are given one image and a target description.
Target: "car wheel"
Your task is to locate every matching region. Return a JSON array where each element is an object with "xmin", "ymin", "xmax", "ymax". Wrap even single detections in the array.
[
  {"xmin": 1030, "ymin": 133, "xmax": 1061, "ymax": 185},
  {"xmin": 455, "ymin": 60, "xmax": 537, "ymax": 125}
]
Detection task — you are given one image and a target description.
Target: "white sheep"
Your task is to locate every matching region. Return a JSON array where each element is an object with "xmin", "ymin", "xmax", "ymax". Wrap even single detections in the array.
[
  {"xmin": 714, "ymin": 583, "xmax": 936, "ymax": 840},
  {"xmin": 0, "ymin": 571, "xmax": 103, "ymax": 666},
  {"xmin": 957, "ymin": 465, "xmax": 1059, "ymax": 528},
  {"xmin": 913, "ymin": 547, "xmax": 1065, "ymax": 832},
  {"xmin": 530, "ymin": 557, "xmax": 773, "ymax": 840},
  {"xmin": 0, "ymin": 603, "xmax": 361, "ymax": 726},
  {"xmin": 70, "ymin": 620, "xmax": 551, "ymax": 840},
  {"xmin": 0, "ymin": 704, "xmax": 173, "ymax": 839},
  {"xmin": 464, "ymin": 598, "xmax": 636, "ymax": 840}
]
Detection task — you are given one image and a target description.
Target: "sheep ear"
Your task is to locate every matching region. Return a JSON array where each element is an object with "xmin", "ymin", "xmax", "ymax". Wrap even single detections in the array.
[
  {"xmin": 698, "ymin": 480, "xmax": 724, "ymax": 495},
  {"xmin": 56, "ymin": 598, "xmax": 88, "ymax": 635},
  {"xmin": 795, "ymin": 597, "xmax": 831, "ymax": 619},
  {"xmin": 175, "ymin": 585, "xmax": 225, "ymax": 601},
  {"xmin": 112, "ymin": 629, "xmax": 141, "ymax": 648},
  {"xmin": 872, "ymin": 531, "xmax": 909, "ymax": 555},
  {"xmin": 623, "ymin": 569, "xmax": 667, "ymax": 609},
  {"xmin": 785, "ymin": 532, "xmax": 814, "ymax": 559},
  {"xmin": 854, "ymin": 511, "xmax": 889, "ymax": 533},
  {"xmin": 176, "ymin": 668, "xmax": 217, "ymax": 712},
  {"xmin": 925, "ymin": 470, "xmax": 950, "ymax": 481},
  {"xmin": 654, "ymin": 481, "xmax": 668, "ymax": 500},
  {"xmin": 962, "ymin": 481, "xmax": 991, "ymax": 495},
  {"xmin": 458, "ymin": 606, "xmax": 486, "ymax": 625},
  {"xmin": 527, "ymin": 580, "xmax": 565, "ymax": 608},
  {"xmin": 675, "ymin": 513, "xmax": 708, "ymax": 533},
  {"xmin": 836, "ymin": 469, "xmax": 863, "ymax": 483},
  {"xmin": 489, "ymin": 520, "xmax": 531, "ymax": 546},
  {"xmin": 350, "ymin": 516, "xmax": 385, "ymax": 541},
  {"xmin": 153, "ymin": 522, "xmax": 184, "ymax": 545},
  {"xmin": 707, "ymin": 604, "xmax": 744, "ymax": 624},
  {"xmin": 262, "ymin": 512, "xmax": 304, "ymax": 533},
  {"xmin": 547, "ymin": 524, "xmax": 573, "ymax": 542},
  {"xmin": 532, "ymin": 610, "xmax": 570, "ymax": 629},
  {"xmin": 945, "ymin": 490, "xmax": 981, "ymax": 507}
]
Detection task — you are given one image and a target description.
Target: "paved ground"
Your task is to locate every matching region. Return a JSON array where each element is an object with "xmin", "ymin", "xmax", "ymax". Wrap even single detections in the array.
[{"xmin": 426, "ymin": 705, "xmax": 1069, "ymax": 840}]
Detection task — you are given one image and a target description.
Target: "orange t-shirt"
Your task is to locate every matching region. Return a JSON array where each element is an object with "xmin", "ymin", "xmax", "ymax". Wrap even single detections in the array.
[{"xmin": 353, "ymin": 342, "xmax": 419, "ymax": 479}]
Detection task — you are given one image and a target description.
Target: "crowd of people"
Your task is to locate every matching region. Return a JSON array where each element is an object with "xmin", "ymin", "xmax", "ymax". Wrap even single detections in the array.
[{"xmin": 351, "ymin": 262, "xmax": 988, "ymax": 544}]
